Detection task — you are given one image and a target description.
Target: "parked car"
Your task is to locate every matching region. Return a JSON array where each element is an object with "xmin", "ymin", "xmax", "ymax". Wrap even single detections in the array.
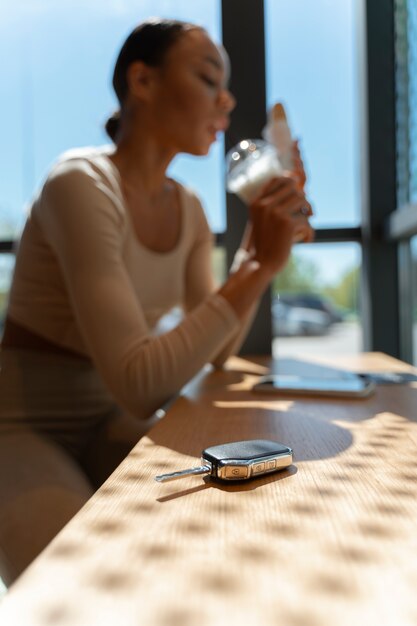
[
  {"xmin": 272, "ymin": 300, "xmax": 332, "ymax": 337},
  {"xmin": 277, "ymin": 293, "xmax": 345, "ymax": 324}
]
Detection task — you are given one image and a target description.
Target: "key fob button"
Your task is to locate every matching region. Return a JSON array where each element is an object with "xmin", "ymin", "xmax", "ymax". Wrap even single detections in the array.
[
  {"xmin": 276, "ymin": 454, "xmax": 292, "ymax": 468},
  {"xmin": 224, "ymin": 465, "xmax": 249, "ymax": 479},
  {"xmin": 252, "ymin": 462, "xmax": 266, "ymax": 474}
]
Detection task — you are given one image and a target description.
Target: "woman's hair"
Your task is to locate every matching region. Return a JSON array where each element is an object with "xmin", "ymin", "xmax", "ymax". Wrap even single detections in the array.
[{"xmin": 105, "ymin": 18, "xmax": 198, "ymax": 141}]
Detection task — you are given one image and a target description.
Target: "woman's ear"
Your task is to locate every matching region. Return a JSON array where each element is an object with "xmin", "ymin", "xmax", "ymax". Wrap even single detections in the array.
[{"xmin": 126, "ymin": 61, "xmax": 157, "ymax": 101}]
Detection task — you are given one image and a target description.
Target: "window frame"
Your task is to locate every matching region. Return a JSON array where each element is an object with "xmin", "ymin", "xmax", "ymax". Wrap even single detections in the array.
[
  {"xmin": 222, "ymin": 0, "xmax": 412, "ymax": 361},
  {"xmin": 1, "ymin": 0, "xmax": 413, "ymax": 362}
]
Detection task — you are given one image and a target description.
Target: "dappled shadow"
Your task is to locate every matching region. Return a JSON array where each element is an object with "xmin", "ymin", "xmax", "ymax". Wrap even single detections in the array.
[
  {"xmin": 149, "ymin": 355, "xmax": 417, "ymax": 472},
  {"xmin": 150, "ymin": 392, "xmax": 354, "ymax": 464}
]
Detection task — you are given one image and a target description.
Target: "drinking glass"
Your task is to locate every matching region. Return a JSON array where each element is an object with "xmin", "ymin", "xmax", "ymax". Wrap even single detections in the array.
[{"xmin": 226, "ymin": 139, "xmax": 282, "ymax": 204}]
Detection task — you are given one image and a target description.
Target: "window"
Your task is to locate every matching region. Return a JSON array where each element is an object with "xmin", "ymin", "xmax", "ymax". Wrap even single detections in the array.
[
  {"xmin": 1, "ymin": 1, "xmax": 413, "ymax": 362},
  {"xmin": 0, "ymin": 1, "xmax": 224, "ymax": 331},
  {"xmin": 272, "ymin": 243, "xmax": 362, "ymax": 359},
  {"xmin": 0, "ymin": 255, "xmax": 15, "ymax": 325},
  {"xmin": 409, "ymin": 4, "xmax": 417, "ymax": 363},
  {"xmin": 0, "ymin": 0, "xmax": 224, "ymax": 236},
  {"xmin": 265, "ymin": 0, "xmax": 360, "ymax": 229},
  {"xmin": 263, "ymin": 0, "xmax": 362, "ymax": 357},
  {"xmin": 412, "ymin": 236, "xmax": 417, "ymax": 364},
  {"xmin": 391, "ymin": 0, "xmax": 417, "ymax": 362},
  {"xmin": 408, "ymin": 1, "xmax": 417, "ymax": 204}
]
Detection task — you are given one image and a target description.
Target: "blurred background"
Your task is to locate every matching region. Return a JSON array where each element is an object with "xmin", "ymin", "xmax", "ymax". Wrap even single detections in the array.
[{"xmin": 0, "ymin": 0, "xmax": 416, "ymax": 363}]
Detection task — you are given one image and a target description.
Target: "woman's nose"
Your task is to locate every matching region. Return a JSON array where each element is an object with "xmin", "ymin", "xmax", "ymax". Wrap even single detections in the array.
[{"xmin": 218, "ymin": 89, "xmax": 236, "ymax": 113}]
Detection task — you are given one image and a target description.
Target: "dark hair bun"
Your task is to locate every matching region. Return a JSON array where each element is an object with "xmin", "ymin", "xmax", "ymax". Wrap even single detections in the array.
[{"xmin": 105, "ymin": 111, "xmax": 121, "ymax": 142}]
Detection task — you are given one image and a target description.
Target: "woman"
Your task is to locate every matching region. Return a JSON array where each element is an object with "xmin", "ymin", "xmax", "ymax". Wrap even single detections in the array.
[{"xmin": 0, "ymin": 18, "xmax": 312, "ymax": 585}]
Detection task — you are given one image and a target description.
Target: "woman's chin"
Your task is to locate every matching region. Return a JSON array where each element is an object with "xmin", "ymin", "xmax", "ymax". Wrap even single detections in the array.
[
  {"xmin": 193, "ymin": 137, "xmax": 217, "ymax": 156},
  {"xmin": 185, "ymin": 144, "xmax": 212, "ymax": 157},
  {"xmin": 181, "ymin": 132, "xmax": 217, "ymax": 156}
]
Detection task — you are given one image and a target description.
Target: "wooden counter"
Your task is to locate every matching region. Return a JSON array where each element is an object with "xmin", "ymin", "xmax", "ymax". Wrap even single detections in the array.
[{"xmin": 1, "ymin": 353, "xmax": 417, "ymax": 626}]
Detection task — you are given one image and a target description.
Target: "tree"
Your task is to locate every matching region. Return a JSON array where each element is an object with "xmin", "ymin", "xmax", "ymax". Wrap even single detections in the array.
[
  {"xmin": 272, "ymin": 252, "xmax": 360, "ymax": 316},
  {"xmin": 272, "ymin": 253, "xmax": 321, "ymax": 296},
  {"xmin": 323, "ymin": 265, "xmax": 359, "ymax": 313}
]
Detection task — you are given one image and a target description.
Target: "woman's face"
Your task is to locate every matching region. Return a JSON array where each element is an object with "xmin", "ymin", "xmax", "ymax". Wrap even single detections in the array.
[{"xmin": 147, "ymin": 29, "xmax": 235, "ymax": 155}]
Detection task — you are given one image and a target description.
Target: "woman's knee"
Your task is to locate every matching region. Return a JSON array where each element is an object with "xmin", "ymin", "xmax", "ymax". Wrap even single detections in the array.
[{"xmin": 0, "ymin": 430, "xmax": 93, "ymax": 586}]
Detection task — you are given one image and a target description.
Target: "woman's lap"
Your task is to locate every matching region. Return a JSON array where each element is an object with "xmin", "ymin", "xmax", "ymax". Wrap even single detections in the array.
[
  {"xmin": 0, "ymin": 349, "xmax": 158, "ymax": 585},
  {"xmin": 0, "ymin": 413, "xmax": 157, "ymax": 586},
  {"xmin": 0, "ymin": 428, "xmax": 94, "ymax": 586}
]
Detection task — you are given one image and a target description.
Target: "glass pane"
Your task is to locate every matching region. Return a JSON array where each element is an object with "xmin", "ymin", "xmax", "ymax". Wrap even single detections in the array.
[
  {"xmin": 0, "ymin": 255, "xmax": 16, "ymax": 330},
  {"xmin": 411, "ymin": 236, "xmax": 417, "ymax": 365},
  {"xmin": 272, "ymin": 243, "xmax": 362, "ymax": 359},
  {"xmin": 396, "ymin": 0, "xmax": 409, "ymax": 208},
  {"xmin": 396, "ymin": 0, "xmax": 417, "ymax": 207},
  {"xmin": 409, "ymin": 1, "xmax": 417, "ymax": 203},
  {"xmin": 265, "ymin": 0, "xmax": 360, "ymax": 228},
  {"xmin": 0, "ymin": 1, "xmax": 224, "ymax": 235}
]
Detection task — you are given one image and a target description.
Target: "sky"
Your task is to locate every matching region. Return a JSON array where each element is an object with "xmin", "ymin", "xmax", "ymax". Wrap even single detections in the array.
[{"xmin": 0, "ymin": 0, "xmax": 360, "ymax": 286}]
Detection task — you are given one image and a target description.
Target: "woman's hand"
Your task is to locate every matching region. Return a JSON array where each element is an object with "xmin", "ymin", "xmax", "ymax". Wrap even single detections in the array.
[
  {"xmin": 220, "ymin": 172, "xmax": 313, "ymax": 321},
  {"xmin": 219, "ymin": 175, "xmax": 312, "ymax": 319},
  {"xmin": 238, "ymin": 140, "xmax": 312, "ymax": 254},
  {"xmin": 248, "ymin": 175, "xmax": 312, "ymax": 275}
]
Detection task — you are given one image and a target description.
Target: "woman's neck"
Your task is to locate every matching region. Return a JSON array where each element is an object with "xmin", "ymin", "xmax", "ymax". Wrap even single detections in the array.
[{"xmin": 109, "ymin": 128, "xmax": 177, "ymax": 197}]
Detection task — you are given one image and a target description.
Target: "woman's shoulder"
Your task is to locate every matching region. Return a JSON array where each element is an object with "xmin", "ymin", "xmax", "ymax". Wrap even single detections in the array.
[
  {"xmin": 46, "ymin": 145, "xmax": 117, "ymax": 186},
  {"xmin": 37, "ymin": 146, "xmax": 126, "ymax": 224},
  {"xmin": 42, "ymin": 146, "xmax": 123, "ymax": 205}
]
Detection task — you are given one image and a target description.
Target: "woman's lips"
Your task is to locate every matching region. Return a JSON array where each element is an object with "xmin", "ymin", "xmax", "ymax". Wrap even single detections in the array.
[
  {"xmin": 208, "ymin": 118, "xmax": 230, "ymax": 135},
  {"xmin": 216, "ymin": 118, "xmax": 230, "ymax": 132}
]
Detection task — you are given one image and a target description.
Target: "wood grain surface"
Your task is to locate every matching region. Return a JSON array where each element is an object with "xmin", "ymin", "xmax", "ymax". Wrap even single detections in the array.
[{"xmin": 1, "ymin": 353, "xmax": 417, "ymax": 626}]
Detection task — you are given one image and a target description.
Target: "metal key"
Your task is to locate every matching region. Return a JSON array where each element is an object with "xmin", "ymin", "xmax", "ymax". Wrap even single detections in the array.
[{"xmin": 155, "ymin": 439, "xmax": 293, "ymax": 483}]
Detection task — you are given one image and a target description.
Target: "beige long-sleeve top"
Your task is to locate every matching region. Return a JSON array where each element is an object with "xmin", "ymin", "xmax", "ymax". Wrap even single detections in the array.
[{"xmin": 7, "ymin": 147, "xmax": 254, "ymax": 420}]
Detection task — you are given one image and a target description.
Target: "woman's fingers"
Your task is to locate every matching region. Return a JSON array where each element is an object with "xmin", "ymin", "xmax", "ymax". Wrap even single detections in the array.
[
  {"xmin": 252, "ymin": 176, "xmax": 306, "ymax": 212},
  {"xmin": 290, "ymin": 201, "xmax": 313, "ymax": 218},
  {"xmin": 254, "ymin": 175, "xmax": 311, "ymax": 209},
  {"xmin": 256, "ymin": 186, "xmax": 311, "ymax": 217},
  {"xmin": 304, "ymin": 225, "xmax": 315, "ymax": 242},
  {"xmin": 251, "ymin": 212, "xmax": 298, "ymax": 273},
  {"xmin": 247, "ymin": 171, "xmax": 314, "ymax": 272},
  {"xmin": 255, "ymin": 174, "xmax": 293, "ymax": 200},
  {"xmin": 266, "ymin": 194, "xmax": 308, "ymax": 216},
  {"xmin": 293, "ymin": 220, "xmax": 315, "ymax": 244}
]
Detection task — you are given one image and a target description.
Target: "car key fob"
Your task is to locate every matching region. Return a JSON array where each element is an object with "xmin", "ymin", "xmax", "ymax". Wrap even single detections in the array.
[{"xmin": 155, "ymin": 439, "xmax": 293, "ymax": 483}]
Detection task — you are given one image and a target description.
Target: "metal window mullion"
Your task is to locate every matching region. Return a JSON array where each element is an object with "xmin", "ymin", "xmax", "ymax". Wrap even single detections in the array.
[
  {"xmin": 394, "ymin": 0, "xmax": 414, "ymax": 361},
  {"xmin": 0, "ymin": 241, "xmax": 14, "ymax": 253},
  {"xmin": 221, "ymin": 0, "xmax": 272, "ymax": 355},
  {"xmin": 398, "ymin": 239, "xmax": 413, "ymax": 362},
  {"xmin": 386, "ymin": 202, "xmax": 417, "ymax": 240},
  {"xmin": 360, "ymin": 0, "xmax": 401, "ymax": 358}
]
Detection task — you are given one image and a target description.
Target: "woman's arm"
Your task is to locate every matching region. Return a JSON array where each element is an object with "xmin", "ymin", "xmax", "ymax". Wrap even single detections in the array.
[
  {"xmin": 184, "ymin": 174, "xmax": 311, "ymax": 367},
  {"xmin": 38, "ymin": 164, "xmax": 240, "ymax": 420},
  {"xmin": 218, "ymin": 174, "xmax": 312, "ymax": 315},
  {"xmin": 39, "ymin": 165, "xmax": 307, "ymax": 421},
  {"xmin": 183, "ymin": 198, "xmax": 259, "ymax": 367}
]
